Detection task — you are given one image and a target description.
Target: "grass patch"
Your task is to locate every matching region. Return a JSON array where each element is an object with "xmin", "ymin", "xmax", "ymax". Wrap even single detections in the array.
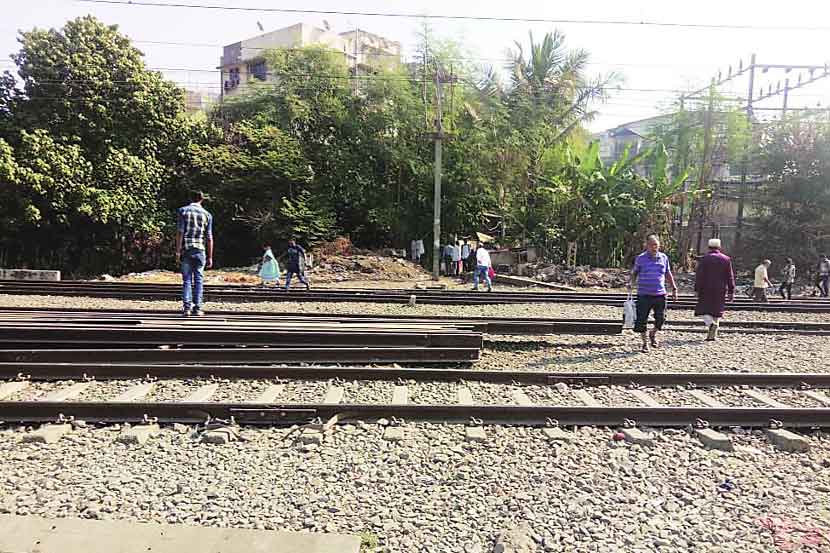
[{"xmin": 360, "ymin": 530, "xmax": 380, "ymax": 552}]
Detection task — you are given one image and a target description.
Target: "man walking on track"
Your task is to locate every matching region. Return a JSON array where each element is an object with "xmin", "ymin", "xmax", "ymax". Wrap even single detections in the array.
[
  {"xmin": 694, "ymin": 238, "xmax": 735, "ymax": 342},
  {"xmin": 176, "ymin": 191, "xmax": 213, "ymax": 317},
  {"xmin": 472, "ymin": 244, "xmax": 493, "ymax": 292},
  {"xmin": 628, "ymin": 234, "xmax": 678, "ymax": 353},
  {"xmin": 819, "ymin": 255, "xmax": 830, "ymax": 297},
  {"xmin": 779, "ymin": 258, "xmax": 796, "ymax": 300},
  {"xmin": 753, "ymin": 259, "xmax": 773, "ymax": 302},
  {"xmin": 284, "ymin": 238, "xmax": 310, "ymax": 290}
]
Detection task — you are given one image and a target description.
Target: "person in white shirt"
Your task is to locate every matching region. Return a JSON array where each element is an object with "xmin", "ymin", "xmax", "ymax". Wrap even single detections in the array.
[
  {"xmin": 753, "ymin": 259, "xmax": 772, "ymax": 302},
  {"xmin": 472, "ymin": 245, "xmax": 493, "ymax": 292}
]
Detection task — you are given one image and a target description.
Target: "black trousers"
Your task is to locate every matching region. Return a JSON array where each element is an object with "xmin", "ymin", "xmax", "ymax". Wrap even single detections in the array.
[
  {"xmin": 634, "ymin": 295, "xmax": 666, "ymax": 333},
  {"xmin": 779, "ymin": 282, "xmax": 793, "ymax": 300}
]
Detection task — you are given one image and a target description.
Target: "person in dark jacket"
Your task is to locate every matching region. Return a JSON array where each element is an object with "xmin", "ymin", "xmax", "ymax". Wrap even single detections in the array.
[
  {"xmin": 283, "ymin": 238, "xmax": 310, "ymax": 290},
  {"xmin": 694, "ymin": 238, "xmax": 736, "ymax": 341}
]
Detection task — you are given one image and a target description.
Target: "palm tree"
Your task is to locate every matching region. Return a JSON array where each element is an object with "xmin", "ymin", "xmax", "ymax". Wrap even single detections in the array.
[{"xmin": 506, "ymin": 31, "xmax": 616, "ymax": 145}]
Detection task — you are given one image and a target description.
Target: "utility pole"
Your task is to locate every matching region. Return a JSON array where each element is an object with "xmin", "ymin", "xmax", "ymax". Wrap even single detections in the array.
[
  {"xmin": 432, "ymin": 67, "xmax": 443, "ymax": 280},
  {"xmin": 676, "ymin": 95, "xmax": 687, "ymax": 243},
  {"xmin": 734, "ymin": 53, "xmax": 756, "ymax": 255},
  {"xmin": 696, "ymin": 79, "xmax": 716, "ymax": 255},
  {"xmin": 428, "ymin": 67, "xmax": 456, "ymax": 280}
]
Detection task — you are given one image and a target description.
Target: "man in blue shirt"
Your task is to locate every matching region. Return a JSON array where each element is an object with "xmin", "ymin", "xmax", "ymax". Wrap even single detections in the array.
[
  {"xmin": 176, "ymin": 191, "xmax": 213, "ymax": 317},
  {"xmin": 284, "ymin": 238, "xmax": 310, "ymax": 290},
  {"xmin": 627, "ymin": 234, "xmax": 678, "ymax": 352}
]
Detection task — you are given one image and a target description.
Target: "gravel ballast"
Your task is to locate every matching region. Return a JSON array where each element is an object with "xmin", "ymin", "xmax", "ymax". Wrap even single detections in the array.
[
  {"xmin": 2, "ymin": 424, "xmax": 830, "ymax": 552},
  {"xmin": 3, "ymin": 292, "xmax": 830, "ymax": 551},
  {"xmin": 1, "ymin": 293, "xmax": 828, "ymax": 323}
]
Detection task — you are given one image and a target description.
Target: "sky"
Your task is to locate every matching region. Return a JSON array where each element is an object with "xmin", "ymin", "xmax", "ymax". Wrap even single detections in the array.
[{"xmin": 2, "ymin": 0, "xmax": 830, "ymax": 132}]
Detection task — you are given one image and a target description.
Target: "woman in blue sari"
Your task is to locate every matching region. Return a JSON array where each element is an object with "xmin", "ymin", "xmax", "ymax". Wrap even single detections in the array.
[{"xmin": 259, "ymin": 245, "xmax": 281, "ymax": 286}]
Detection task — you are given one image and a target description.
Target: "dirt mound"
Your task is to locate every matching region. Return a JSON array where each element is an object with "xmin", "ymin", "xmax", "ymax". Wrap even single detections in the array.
[
  {"xmin": 310, "ymin": 254, "xmax": 428, "ymax": 283},
  {"xmin": 535, "ymin": 264, "xmax": 629, "ymax": 289}
]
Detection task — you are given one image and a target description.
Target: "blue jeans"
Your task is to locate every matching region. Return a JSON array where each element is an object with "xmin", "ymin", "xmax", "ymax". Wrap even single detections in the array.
[
  {"xmin": 181, "ymin": 248, "xmax": 206, "ymax": 311},
  {"xmin": 473, "ymin": 265, "xmax": 491, "ymax": 290},
  {"xmin": 284, "ymin": 270, "xmax": 308, "ymax": 289}
]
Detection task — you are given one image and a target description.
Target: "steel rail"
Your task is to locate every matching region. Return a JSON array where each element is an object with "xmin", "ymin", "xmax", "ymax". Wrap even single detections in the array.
[
  {"xmin": 0, "ymin": 317, "xmax": 620, "ymax": 337},
  {"xmin": 2, "ymin": 278, "xmax": 826, "ymax": 305},
  {"xmin": 2, "ymin": 282, "xmax": 828, "ymax": 311},
  {"xmin": 0, "ymin": 326, "xmax": 482, "ymax": 348},
  {"xmin": 5, "ymin": 279, "xmax": 829, "ymax": 303},
  {"xmin": 0, "ymin": 347, "xmax": 479, "ymax": 364},
  {"xmin": 3, "ymin": 363, "xmax": 830, "ymax": 387},
  {"xmin": 2, "ymin": 308, "xmax": 829, "ymax": 336},
  {"xmin": 0, "ymin": 400, "xmax": 827, "ymax": 427},
  {"xmin": 0, "ymin": 306, "xmax": 826, "ymax": 330}
]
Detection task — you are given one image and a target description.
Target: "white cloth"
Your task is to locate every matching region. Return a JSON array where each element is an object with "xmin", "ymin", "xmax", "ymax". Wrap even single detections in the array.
[
  {"xmin": 701, "ymin": 315, "xmax": 719, "ymax": 327},
  {"xmin": 476, "ymin": 248, "xmax": 491, "ymax": 267},
  {"xmin": 754, "ymin": 264, "xmax": 768, "ymax": 287},
  {"xmin": 410, "ymin": 239, "xmax": 425, "ymax": 260}
]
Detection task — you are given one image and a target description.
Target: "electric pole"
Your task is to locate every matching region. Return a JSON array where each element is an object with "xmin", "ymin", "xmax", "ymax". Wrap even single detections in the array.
[
  {"xmin": 428, "ymin": 67, "xmax": 455, "ymax": 280},
  {"xmin": 696, "ymin": 79, "xmax": 716, "ymax": 255},
  {"xmin": 734, "ymin": 53, "xmax": 756, "ymax": 255},
  {"xmin": 431, "ymin": 67, "xmax": 443, "ymax": 280}
]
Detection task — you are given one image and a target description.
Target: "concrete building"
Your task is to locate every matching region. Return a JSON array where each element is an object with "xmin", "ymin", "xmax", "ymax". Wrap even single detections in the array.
[
  {"xmin": 184, "ymin": 90, "xmax": 219, "ymax": 114},
  {"xmin": 594, "ymin": 114, "xmax": 673, "ymax": 168},
  {"xmin": 219, "ymin": 23, "xmax": 402, "ymax": 98}
]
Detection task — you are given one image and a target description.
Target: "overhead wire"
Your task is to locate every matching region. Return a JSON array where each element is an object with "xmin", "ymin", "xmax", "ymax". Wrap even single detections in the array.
[{"xmin": 73, "ymin": 0, "xmax": 830, "ymax": 32}]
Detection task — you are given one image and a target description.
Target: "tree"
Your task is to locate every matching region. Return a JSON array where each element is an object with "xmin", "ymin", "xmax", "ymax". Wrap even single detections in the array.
[
  {"xmin": 0, "ymin": 16, "xmax": 202, "ymax": 274},
  {"xmin": 650, "ymin": 91, "xmax": 751, "ymax": 267},
  {"xmin": 748, "ymin": 118, "xmax": 830, "ymax": 271},
  {"xmin": 472, "ymin": 31, "xmax": 616, "ymax": 244},
  {"xmin": 531, "ymin": 141, "xmax": 685, "ymax": 266},
  {"xmin": 184, "ymin": 121, "xmax": 317, "ymax": 262}
]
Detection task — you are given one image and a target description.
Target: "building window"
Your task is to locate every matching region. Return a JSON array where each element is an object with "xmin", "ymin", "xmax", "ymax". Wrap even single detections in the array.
[
  {"xmin": 247, "ymin": 60, "xmax": 267, "ymax": 81},
  {"xmin": 225, "ymin": 67, "xmax": 240, "ymax": 90}
]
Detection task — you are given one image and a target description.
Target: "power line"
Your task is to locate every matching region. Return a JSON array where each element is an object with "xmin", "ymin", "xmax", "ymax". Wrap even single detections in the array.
[
  {"xmin": 1, "ymin": 62, "xmax": 735, "ymax": 95},
  {"xmin": 74, "ymin": 0, "xmax": 830, "ymax": 32},
  {"xmin": 118, "ymin": 40, "xmax": 725, "ymax": 69}
]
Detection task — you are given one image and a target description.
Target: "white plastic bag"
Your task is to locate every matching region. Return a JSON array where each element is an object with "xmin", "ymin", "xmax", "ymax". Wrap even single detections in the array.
[{"xmin": 623, "ymin": 292, "xmax": 636, "ymax": 329}]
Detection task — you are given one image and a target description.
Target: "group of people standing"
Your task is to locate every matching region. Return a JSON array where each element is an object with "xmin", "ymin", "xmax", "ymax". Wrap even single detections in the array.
[
  {"xmin": 440, "ymin": 240, "xmax": 495, "ymax": 292},
  {"xmin": 442, "ymin": 240, "xmax": 471, "ymax": 276}
]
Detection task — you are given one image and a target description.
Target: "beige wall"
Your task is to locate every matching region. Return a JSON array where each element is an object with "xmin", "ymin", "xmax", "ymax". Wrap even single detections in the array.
[{"xmin": 220, "ymin": 23, "xmax": 401, "ymax": 99}]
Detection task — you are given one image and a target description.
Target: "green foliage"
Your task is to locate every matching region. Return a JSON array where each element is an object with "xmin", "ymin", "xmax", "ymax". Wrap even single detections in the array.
[
  {"xmin": 650, "ymin": 93, "xmax": 752, "ymax": 266},
  {"xmin": 529, "ymin": 141, "xmax": 685, "ymax": 266},
  {"xmin": 748, "ymin": 118, "xmax": 830, "ymax": 270},
  {"xmin": 0, "ymin": 16, "xmax": 202, "ymax": 274},
  {"xmin": 0, "ymin": 18, "xmax": 704, "ymax": 273},
  {"xmin": 278, "ymin": 190, "xmax": 338, "ymax": 245},
  {"xmin": 359, "ymin": 530, "xmax": 380, "ymax": 552}
]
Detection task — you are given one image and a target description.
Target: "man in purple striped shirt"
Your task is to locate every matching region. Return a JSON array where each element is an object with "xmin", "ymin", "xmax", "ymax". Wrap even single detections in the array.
[{"xmin": 627, "ymin": 234, "xmax": 678, "ymax": 352}]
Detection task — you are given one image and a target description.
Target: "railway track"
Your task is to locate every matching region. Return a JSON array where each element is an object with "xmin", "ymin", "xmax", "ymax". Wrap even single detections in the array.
[
  {"xmin": 0, "ymin": 308, "xmax": 623, "ymax": 336},
  {"xmin": 2, "ymin": 280, "xmax": 829, "ymax": 312},
  {"xmin": 2, "ymin": 307, "xmax": 830, "ymax": 336},
  {"xmin": 1, "ymin": 368, "xmax": 828, "ymax": 430}
]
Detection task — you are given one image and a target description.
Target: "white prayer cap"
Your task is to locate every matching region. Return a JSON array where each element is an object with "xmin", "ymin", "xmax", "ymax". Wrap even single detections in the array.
[{"xmin": 708, "ymin": 238, "xmax": 722, "ymax": 249}]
